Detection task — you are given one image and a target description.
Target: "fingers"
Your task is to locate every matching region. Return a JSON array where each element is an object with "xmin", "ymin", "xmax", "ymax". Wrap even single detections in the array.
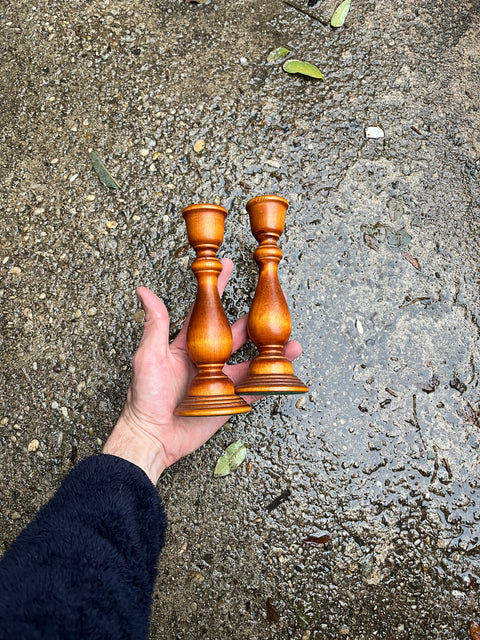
[
  {"xmin": 217, "ymin": 258, "xmax": 234, "ymax": 296},
  {"xmin": 136, "ymin": 287, "xmax": 171, "ymax": 355},
  {"xmin": 282, "ymin": 339, "xmax": 302, "ymax": 361},
  {"xmin": 231, "ymin": 314, "xmax": 249, "ymax": 353}
]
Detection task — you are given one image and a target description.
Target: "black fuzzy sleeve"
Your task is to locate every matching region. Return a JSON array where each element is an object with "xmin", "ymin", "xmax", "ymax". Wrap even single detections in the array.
[{"xmin": 0, "ymin": 454, "xmax": 167, "ymax": 640}]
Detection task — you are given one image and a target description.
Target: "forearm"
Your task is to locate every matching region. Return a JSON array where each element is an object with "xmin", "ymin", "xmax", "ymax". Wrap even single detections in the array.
[{"xmin": 0, "ymin": 455, "xmax": 167, "ymax": 640}]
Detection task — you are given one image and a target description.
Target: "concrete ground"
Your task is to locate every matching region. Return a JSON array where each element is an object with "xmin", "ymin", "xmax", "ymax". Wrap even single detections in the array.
[{"xmin": 1, "ymin": 0, "xmax": 479, "ymax": 638}]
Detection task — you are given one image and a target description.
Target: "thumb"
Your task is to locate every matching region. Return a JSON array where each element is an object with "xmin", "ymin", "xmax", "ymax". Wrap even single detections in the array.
[{"xmin": 136, "ymin": 287, "xmax": 170, "ymax": 355}]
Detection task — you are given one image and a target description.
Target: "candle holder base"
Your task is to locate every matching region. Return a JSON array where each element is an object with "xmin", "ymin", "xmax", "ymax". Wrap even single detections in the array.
[
  {"xmin": 174, "ymin": 394, "xmax": 251, "ymax": 417},
  {"xmin": 236, "ymin": 373, "xmax": 308, "ymax": 396}
]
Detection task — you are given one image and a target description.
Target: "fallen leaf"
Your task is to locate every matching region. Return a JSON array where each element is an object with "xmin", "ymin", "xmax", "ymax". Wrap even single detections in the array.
[
  {"xmin": 266, "ymin": 598, "xmax": 280, "ymax": 624},
  {"xmin": 401, "ymin": 250, "xmax": 421, "ymax": 270},
  {"xmin": 296, "ymin": 602, "xmax": 314, "ymax": 628},
  {"xmin": 303, "ymin": 534, "xmax": 330, "ymax": 547},
  {"xmin": 246, "ymin": 460, "xmax": 252, "ymax": 474},
  {"xmin": 385, "ymin": 226, "xmax": 412, "ymax": 248},
  {"xmin": 214, "ymin": 441, "xmax": 247, "ymax": 477},
  {"xmin": 88, "ymin": 151, "xmax": 121, "ymax": 189},
  {"xmin": 283, "ymin": 59, "xmax": 324, "ymax": 80},
  {"xmin": 470, "ymin": 622, "xmax": 480, "ymax": 640},
  {"xmin": 363, "ymin": 233, "xmax": 379, "ymax": 251},
  {"xmin": 267, "ymin": 46, "xmax": 291, "ymax": 62},
  {"xmin": 331, "ymin": 0, "xmax": 351, "ymax": 27}
]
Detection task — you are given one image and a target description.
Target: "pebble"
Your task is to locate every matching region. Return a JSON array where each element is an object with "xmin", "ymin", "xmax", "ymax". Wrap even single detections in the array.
[
  {"xmin": 140, "ymin": 148, "xmax": 150, "ymax": 157},
  {"xmin": 106, "ymin": 220, "xmax": 118, "ymax": 229},
  {"xmin": 38, "ymin": 292, "xmax": 46, "ymax": 300},
  {"xmin": 189, "ymin": 602, "xmax": 198, "ymax": 613},
  {"xmin": 24, "ymin": 308, "xmax": 33, "ymax": 319},
  {"xmin": 69, "ymin": 173, "xmax": 79, "ymax": 183},
  {"xmin": 74, "ymin": 309, "xmax": 82, "ymax": 319},
  {"xmin": 194, "ymin": 139, "xmax": 206, "ymax": 153},
  {"xmin": 60, "ymin": 406, "xmax": 69, "ymax": 418},
  {"xmin": 10, "ymin": 435, "xmax": 17, "ymax": 443},
  {"xmin": 28, "ymin": 439, "xmax": 40, "ymax": 452},
  {"xmin": 87, "ymin": 307, "xmax": 97, "ymax": 316},
  {"xmin": 134, "ymin": 308, "xmax": 145, "ymax": 324},
  {"xmin": 11, "ymin": 512, "xmax": 21, "ymax": 520},
  {"xmin": 365, "ymin": 126, "xmax": 385, "ymax": 139},
  {"xmin": 34, "ymin": 207, "xmax": 45, "ymax": 214},
  {"xmin": 152, "ymin": 152, "xmax": 161, "ymax": 161},
  {"xmin": 149, "ymin": 163, "xmax": 156, "ymax": 172},
  {"xmin": 1, "ymin": 417, "xmax": 9, "ymax": 425},
  {"xmin": 10, "ymin": 266, "xmax": 21, "ymax": 275},
  {"xmin": 86, "ymin": 194, "xmax": 96, "ymax": 202},
  {"xmin": 51, "ymin": 401, "xmax": 59, "ymax": 409},
  {"xmin": 296, "ymin": 396, "xmax": 306, "ymax": 410},
  {"xmin": 96, "ymin": 438, "xmax": 102, "ymax": 446},
  {"xmin": 77, "ymin": 381, "xmax": 86, "ymax": 392}
]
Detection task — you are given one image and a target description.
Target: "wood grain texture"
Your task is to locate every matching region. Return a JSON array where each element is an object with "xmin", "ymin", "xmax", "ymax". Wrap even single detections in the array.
[
  {"xmin": 235, "ymin": 195, "xmax": 309, "ymax": 395},
  {"xmin": 175, "ymin": 203, "xmax": 250, "ymax": 416}
]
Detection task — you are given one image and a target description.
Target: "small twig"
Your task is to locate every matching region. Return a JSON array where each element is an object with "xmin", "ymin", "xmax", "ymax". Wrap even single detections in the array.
[
  {"xmin": 442, "ymin": 458, "xmax": 453, "ymax": 480},
  {"xmin": 431, "ymin": 445, "xmax": 439, "ymax": 484},
  {"xmin": 282, "ymin": 0, "xmax": 328, "ymax": 25},
  {"xmin": 411, "ymin": 126, "xmax": 423, "ymax": 136}
]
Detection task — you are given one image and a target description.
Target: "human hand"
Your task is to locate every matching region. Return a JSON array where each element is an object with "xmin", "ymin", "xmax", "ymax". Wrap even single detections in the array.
[{"xmin": 102, "ymin": 258, "xmax": 302, "ymax": 483}]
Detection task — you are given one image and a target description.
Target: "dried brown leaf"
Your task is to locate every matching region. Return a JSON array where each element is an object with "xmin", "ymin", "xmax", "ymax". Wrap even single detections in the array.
[
  {"xmin": 401, "ymin": 250, "xmax": 421, "ymax": 270},
  {"xmin": 470, "ymin": 622, "xmax": 480, "ymax": 640},
  {"xmin": 303, "ymin": 534, "xmax": 331, "ymax": 547},
  {"xmin": 266, "ymin": 598, "xmax": 280, "ymax": 624}
]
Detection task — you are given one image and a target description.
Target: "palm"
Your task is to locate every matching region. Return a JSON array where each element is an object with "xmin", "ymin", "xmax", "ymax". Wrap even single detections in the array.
[{"xmin": 122, "ymin": 259, "xmax": 302, "ymax": 470}]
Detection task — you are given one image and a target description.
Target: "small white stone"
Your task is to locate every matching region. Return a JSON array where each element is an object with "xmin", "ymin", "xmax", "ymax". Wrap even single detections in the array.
[
  {"xmin": 296, "ymin": 396, "xmax": 306, "ymax": 410},
  {"xmin": 140, "ymin": 148, "xmax": 150, "ymax": 157},
  {"xmin": 87, "ymin": 307, "xmax": 97, "ymax": 316},
  {"xmin": 356, "ymin": 319, "xmax": 364, "ymax": 334},
  {"xmin": 51, "ymin": 401, "xmax": 59, "ymax": 410},
  {"xmin": 28, "ymin": 439, "xmax": 40, "ymax": 452},
  {"xmin": 86, "ymin": 194, "xmax": 96, "ymax": 202},
  {"xmin": 69, "ymin": 173, "xmax": 79, "ymax": 183},
  {"xmin": 61, "ymin": 406, "xmax": 69, "ymax": 418},
  {"xmin": 240, "ymin": 57, "xmax": 248, "ymax": 65},
  {"xmin": 365, "ymin": 126, "xmax": 384, "ymax": 139}
]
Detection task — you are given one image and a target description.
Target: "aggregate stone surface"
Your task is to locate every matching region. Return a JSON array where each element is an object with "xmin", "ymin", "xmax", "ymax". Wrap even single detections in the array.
[{"xmin": 1, "ymin": 0, "xmax": 479, "ymax": 638}]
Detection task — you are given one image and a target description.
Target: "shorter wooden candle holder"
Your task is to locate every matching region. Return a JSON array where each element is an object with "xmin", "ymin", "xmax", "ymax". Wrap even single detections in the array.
[
  {"xmin": 174, "ymin": 203, "xmax": 250, "ymax": 417},
  {"xmin": 235, "ymin": 195, "xmax": 308, "ymax": 396}
]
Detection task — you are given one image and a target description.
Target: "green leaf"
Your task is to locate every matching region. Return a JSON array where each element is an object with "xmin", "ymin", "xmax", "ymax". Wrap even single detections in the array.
[
  {"xmin": 89, "ymin": 150, "xmax": 121, "ymax": 189},
  {"xmin": 214, "ymin": 441, "xmax": 247, "ymax": 476},
  {"xmin": 282, "ymin": 59, "xmax": 324, "ymax": 80},
  {"xmin": 331, "ymin": 0, "xmax": 351, "ymax": 27},
  {"xmin": 267, "ymin": 47, "xmax": 291, "ymax": 62}
]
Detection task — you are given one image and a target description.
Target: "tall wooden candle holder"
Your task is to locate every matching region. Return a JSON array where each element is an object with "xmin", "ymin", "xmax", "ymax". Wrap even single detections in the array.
[
  {"xmin": 235, "ymin": 195, "xmax": 308, "ymax": 396},
  {"xmin": 174, "ymin": 203, "xmax": 250, "ymax": 417}
]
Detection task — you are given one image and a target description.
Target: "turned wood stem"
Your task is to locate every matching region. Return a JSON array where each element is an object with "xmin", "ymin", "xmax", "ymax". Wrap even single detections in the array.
[{"xmin": 174, "ymin": 203, "xmax": 250, "ymax": 416}]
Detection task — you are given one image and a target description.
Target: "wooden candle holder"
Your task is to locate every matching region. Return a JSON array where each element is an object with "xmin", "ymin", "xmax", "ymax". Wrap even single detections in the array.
[
  {"xmin": 174, "ymin": 203, "xmax": 250, "ymax": 417},
  {"xmin": 235, "ymin": 195, "xmax": 308, "ymax": 396}
]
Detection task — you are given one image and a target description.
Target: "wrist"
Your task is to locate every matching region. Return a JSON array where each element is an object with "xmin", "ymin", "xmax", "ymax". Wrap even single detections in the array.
[{"xmin": 102, "ymin": 410, "xmax": 168, "ymax": 484}]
